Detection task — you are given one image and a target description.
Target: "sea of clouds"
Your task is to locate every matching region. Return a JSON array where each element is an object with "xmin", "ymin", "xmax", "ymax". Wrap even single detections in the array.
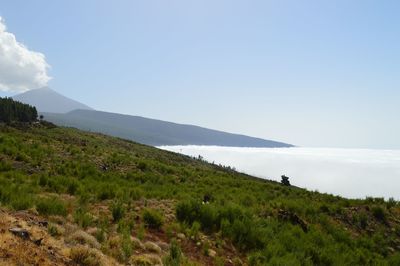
[{"xmin": 159, "ymin": 146, "xmax": 400, "ymax": 200}]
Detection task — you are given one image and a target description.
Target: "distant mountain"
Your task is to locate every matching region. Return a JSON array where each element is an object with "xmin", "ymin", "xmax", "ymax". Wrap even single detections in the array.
[
  {"xmin": 43, "ymin": 109, "xmax": 293, "ymax": 147},
  {"xmin": 13, "ymin": 87, "xmax": 93, "ymax": 113}
]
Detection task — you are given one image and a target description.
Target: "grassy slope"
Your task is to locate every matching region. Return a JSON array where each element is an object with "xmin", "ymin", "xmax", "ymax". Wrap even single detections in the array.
[{"xmin": 0, "ymin": 124, "xmax": 399, "ymax": 265}]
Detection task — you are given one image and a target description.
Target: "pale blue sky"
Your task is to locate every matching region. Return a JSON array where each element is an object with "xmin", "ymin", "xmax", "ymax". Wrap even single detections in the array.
[{"xmin": 1, "ymin": 0, "xmax": 399, "ymax": 149}]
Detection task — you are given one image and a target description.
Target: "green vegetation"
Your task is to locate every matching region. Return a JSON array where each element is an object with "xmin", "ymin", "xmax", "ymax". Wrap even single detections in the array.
[
  {"xmin": 142, "ymin": 208, "xmax": 164, "ymax": 230},
  {"xmin": 0, "ymin": 124, "xmax": 400, "ymax": 265},
  {"xmin": 0, "ymin": 97, "xmax": 38, "ymax": 123}
]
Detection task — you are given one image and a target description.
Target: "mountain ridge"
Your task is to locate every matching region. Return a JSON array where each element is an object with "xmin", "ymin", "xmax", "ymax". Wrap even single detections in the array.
[
  {"xmin": 13, "ymin": 88, "xmax": 293, "ymax": 147},
  {"xmin": 43, "ymin": 109, "xmax": 294, "ymax": 147},
  {"xmin": 12, "ymin": 87, "xmax": 93, "ymax": 113}
]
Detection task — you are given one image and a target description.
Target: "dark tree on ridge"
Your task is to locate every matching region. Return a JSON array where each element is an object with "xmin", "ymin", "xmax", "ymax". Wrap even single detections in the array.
[{"xmin": 281, "ymin": 175, "xmax": 291, "ymax": 186}]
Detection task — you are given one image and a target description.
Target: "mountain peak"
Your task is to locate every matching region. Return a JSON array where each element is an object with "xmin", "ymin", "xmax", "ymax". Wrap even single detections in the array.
[{"xmin": 12, "ymin": 88, "xmax": 93, "ymax": 113}]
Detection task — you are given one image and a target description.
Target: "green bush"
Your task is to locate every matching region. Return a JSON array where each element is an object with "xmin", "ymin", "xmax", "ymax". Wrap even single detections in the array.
[
  {"xmin": 164, "ymin": 239, "xmax": 182, "ymax": 266},
  {"xmin": 111, "ymin": 201, "xmax": 125, "ymax": 222},
  {"xmin": 226, "ymin": 217, "xmax": 266, "ymax": 251},
  {"xmin": 372, "ymin": 206, "xmax": 386, "ymax": 222},
  {"xmin": 386, "ymin": 197, "xmax": 397, "ymax": 209},
  {"xmin": 10, "ymin": 196, "xmax": 34, "ymax": 210},
  {"xmin": 142, "ymin": 208, "xmax": 163, "ymax": 230},
  {"xmin": 0, "ymin": 160, "xmax": 12, "ymax": 172},
  {"xmin": 199, "ymin": 204, "xmax": 218, "ymax": 232},
  {"xmin": 67, "ymin": 179, "xmax": 80, "ymax": 195},
  {"xmin": 36, "ymin": 197, "xmax": 67, "ymax": 216},
  {"xmin": 137, "ymin": 161, "xmax": 148, "ymax": 171},
  {"xmin": 176, "ymin": 200, "xmax": 201, "ymax": 225},
  {"xmin": 74, "ymin": 208, "xmax": 94, "ymax": 228}
]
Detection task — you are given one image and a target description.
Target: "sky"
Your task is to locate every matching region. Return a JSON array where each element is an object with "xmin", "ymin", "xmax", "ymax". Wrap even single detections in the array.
[{"xmin": 0, "ymin": 0, "xmax": 399, "ymax": 149}]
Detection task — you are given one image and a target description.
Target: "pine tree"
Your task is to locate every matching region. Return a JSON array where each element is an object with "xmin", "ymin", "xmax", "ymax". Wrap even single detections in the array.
[{"xmin": 0, "ymin": 97, "xmax": 38, "ymax": 123}]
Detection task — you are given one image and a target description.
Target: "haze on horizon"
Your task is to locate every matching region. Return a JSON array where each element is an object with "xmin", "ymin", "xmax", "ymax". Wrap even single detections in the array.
[{"xmin": 0, "ymin": 1, "xmax": 399, "ymax": 149}]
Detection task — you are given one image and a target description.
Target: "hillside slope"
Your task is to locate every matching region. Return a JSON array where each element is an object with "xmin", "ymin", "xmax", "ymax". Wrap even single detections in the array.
[
  {"xmin": 0, "ymin": 124, "xmax": 399, "ymax": 265},
  {"xmin": 13, "ymin": 87, "xmax": 93, "ymax": 113},
  {"xmin": 43, "ymin": 109, "xmax": 293, "ymax": 147}
]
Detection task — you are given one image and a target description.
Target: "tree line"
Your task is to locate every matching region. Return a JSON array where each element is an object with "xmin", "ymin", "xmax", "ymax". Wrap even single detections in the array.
[{"xmin": 0, "ymin": 97, "xmax": 38, "ymax": 123}]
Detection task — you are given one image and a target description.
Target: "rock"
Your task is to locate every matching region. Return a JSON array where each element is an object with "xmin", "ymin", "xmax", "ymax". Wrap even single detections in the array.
[
  {"xmin": 38, "ymin": 221, "xmax": 48, "ymax": 227},
  {"xmin": 144, "ymin": 241, "xmax": 162, "ymax": 254},
  {"xmin": 278, "ymin": 209, "xmax": 309, "ymax": 233},
  {"xmin": 33, "ymin": 238, "xmax": 43, "ymax": 246},
  {"xmin": 9, "ymin": 228, "xmax": 30, "ymax": 240},
  {"xmin": 208, "ymin": 249, "xmax": 217, "ymax": 258},
  {"xmin": 177, "ymin": 233, "xmax": 186, "ymax": 240}
]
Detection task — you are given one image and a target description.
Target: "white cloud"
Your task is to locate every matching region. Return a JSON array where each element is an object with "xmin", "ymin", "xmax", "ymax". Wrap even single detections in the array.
[
  {"xmin": 159, "ymin": 146, "xmax": 400, "ymax": 199},
  {"xmin": 0, "ymin": 17, "xmax": 51, "ymax": 93}
]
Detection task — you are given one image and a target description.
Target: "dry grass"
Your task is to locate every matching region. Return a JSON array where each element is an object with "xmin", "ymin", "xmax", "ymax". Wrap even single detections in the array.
[
  {"xmin": 70, "ymin": 245, "xmax": 106, "ymax": 266},
  {"xmin": 130, "ymin": 254, "xmax": 162, "ymax": 266},
  {"xmin": 66, "ymin": 230, "xmax": 101, "ymax": 249}
]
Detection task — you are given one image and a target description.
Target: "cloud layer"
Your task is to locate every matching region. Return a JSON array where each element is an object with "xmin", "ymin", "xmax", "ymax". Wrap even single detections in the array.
[
  {"xmin": 0, "ymin": 17, "xmax": 51, "ymax": 93},
  {"xmin": 159, "ymin": 146, "xmax": 400, "ymax": 200}
]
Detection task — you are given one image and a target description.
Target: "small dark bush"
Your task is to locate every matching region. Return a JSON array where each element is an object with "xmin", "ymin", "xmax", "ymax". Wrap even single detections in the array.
[
  {"xmin": 111, "ymin": 202, "xmax": 125, "ymax": 222},
  {"xmin": 386, "ymin": 198, "xmax": 397, "ymax": 209},
  {"xmin": 137, "ymin": 161, "xmax": 147, "ymax": 171},
  {"xmin": 142, "ymin": 208, "xmax": 163, "ymax": 230},
  {"xmin": 67, "ymin": 180, "xmax": 80, "ymax": 195},
  {"xmin": 198, "ymin": 204, "xmax": 218, "ymax": 232},
  {"xmin": 0, "ymin": 161, "xmax": 12, "ymax": 172},
  {"xmin": 372, "ymin": 206, "xmax": 386, "ymax": 222},
  {"xmin": 176, "ymin": 200, "xmax": 201, "ymax": 225}
]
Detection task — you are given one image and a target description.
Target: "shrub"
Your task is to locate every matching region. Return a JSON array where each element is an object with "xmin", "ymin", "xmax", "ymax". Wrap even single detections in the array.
[
  {"xmin": 164, "ymin": 239, "xmax": 182, "ymax": 266},
  {"xmin": 97, "ymin": 184, "xmax": 116, "ymax": 200},
  {"xmin": 176, "ymin": 200, "xmax": 201, "ymax": 224},
  {"xmin": 131, "ymin": 254, "xmax": 162, "ymax": 266},
  {"xmin": 48, "ymin": 223, "xmax": 61, "ymax": 237},
  {"xmin": 66, "ymin": 230, "xmax": 101, "ymax": 249},
  {"xmin": 10, "ymin": 196, "xmax": 34, "ymax": 210},
  {"xmin": 70, "ymin": 245, "xmax": 104, "ymax": 266},
  {"xmin": 67, "ymin": 179, "xmax": 80, "ymax": 195},
  {"xmin": 228, "ymin": 217, "xmax": 266, "ymax": 251},
  {"xmin": 359, "ymin": 213, "xmax": 368, "ymax": 229},
  {"xmin": 198, "ymin": 204, "xmax": 218, "ymax": 232},
  {"xmin": 0, "ymin": 160, "xmax": 12, "ymax": 172},
  {"xmin": 142, "ymin": 208, "xmax": 163, "ymax": 230},
  {"xmin": 121, "ymin": 231, "xmax": 133, "ymax": 261},
  {"xmin": 74, "ymin": 208, "xmax": 94, "ymax": 228},
  {"xmin": 386, "ymin": 197, "xmax": 397, "ymax": 209},
  {"xmin": 111, "ymin": 202, "xmax": 125, "ymax": 222},
  {"xmin": 36, "ymin": 197, "xmax": 67, "ymax": 216},
  {"xmin": 372, "ymin": 206, "xmax": 386, "ymax": 222},
  {"xmin": 105, "ymin": 235, "xmax": 132, "ymax": 263},
  {"xmin": 189, "ymin": 221, "xmax": 201, "ymax": 240},
  {"xmin": 38, "ymin": 174, "xmax": 48, "ymax": 187},
  {"xmin": 137, "ymin": 161, "xmax": 148, "ymax": 171}
]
